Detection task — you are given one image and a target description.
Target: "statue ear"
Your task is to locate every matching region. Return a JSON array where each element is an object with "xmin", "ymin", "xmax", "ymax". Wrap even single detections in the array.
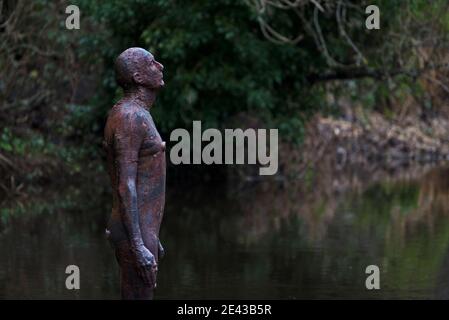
[{"xmin": 133, "ymin": 72, "xmax": 144, "ymax": 85}]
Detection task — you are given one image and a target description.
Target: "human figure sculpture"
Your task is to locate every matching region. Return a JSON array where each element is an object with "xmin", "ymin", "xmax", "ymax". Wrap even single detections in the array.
[{"xmin": 103, "ymin": 47, "xmax": 166, "ymax": 300}]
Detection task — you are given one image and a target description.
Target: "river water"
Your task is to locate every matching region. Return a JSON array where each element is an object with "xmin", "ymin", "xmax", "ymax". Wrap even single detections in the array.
[{"xmin": 1, "ymin": 164, "xmax": 449, "ymax": 299}]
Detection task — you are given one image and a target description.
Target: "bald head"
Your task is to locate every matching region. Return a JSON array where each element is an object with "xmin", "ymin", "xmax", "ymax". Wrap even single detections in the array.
[{"xmin": 115, "ymin": 47, "xmax": 164, "ymax": 90}]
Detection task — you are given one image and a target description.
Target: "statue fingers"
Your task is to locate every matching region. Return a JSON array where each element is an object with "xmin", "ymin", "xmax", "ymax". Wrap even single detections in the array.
[
  {"xmin": 158, "ymin": 241, "xmax": 165, "ymax": 259},
  {"xmin": 150, "ymin": 264, "xmax": 158, "ymax": 289},
  {"xmin": 138, "ymin": 265, "xmax": 152, "ymax": 286}
]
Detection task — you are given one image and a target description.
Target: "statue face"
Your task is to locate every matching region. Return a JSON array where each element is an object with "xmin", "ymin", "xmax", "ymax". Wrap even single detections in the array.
[
  {"xmin": 115, "ymin": 48, "xmax": 165, "ymax": 90},
  {"xmin": 135, "ymin": 52, "xmax": 164, "ymax": 89}
]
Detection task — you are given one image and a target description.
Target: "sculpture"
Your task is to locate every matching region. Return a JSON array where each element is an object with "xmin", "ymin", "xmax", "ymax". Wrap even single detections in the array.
[{"xmin": 103, "ymin": 47, "xmax": 166, "ymax": 299}]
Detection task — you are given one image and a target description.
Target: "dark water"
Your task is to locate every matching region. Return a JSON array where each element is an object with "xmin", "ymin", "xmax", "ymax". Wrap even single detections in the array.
[{"xmin": 2, "ymin": 165, "xmax": 449, "ymax": 299}]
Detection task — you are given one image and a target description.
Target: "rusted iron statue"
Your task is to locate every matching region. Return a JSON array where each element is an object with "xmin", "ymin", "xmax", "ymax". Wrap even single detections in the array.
[{"xmin": 103, "ymin": 47, "xmax": 166, "ymax": 300}]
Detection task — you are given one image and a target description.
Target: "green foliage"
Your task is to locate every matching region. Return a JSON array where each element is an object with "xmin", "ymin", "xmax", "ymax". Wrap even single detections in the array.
[
  {"xmin": 3, "ymin": 0, "xmax": 449, "ymax": 184},
  {"xmin": 75, "ymin": 0, "xmax": 323, "ymax": 141},
  {"xmin": 0, "ymin": 128, "xmax": 45, "ymax": 156},
  {"xmin": 70, "ymin": 0, "xmax": 449, "ymax": 143}
]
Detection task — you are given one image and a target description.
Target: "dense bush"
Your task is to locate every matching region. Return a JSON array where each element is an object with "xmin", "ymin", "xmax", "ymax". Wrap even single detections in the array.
[
  {"xmin": 74, "ymin": 0, "xmax": 449, "ymax": 139},
  {"xmin": 2, "ymin": 0, "xmax": 449, "ymax": 186}
]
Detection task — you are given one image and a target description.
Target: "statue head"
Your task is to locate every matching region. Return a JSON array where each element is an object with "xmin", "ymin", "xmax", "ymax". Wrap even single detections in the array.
[{"xmin": 115, "ymin": 47, "xmax": 164, "ymax": 91}]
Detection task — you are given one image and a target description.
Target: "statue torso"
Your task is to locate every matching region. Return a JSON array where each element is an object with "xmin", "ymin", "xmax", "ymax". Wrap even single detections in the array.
[{"xmin": 104, "ymin": 102, "xmax": 166, "ymax": 246}]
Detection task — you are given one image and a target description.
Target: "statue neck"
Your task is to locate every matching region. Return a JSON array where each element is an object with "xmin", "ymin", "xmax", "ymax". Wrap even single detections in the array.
[{"xmin": 124, "ymin": 86, "xmax": 157, "ymax": 110}]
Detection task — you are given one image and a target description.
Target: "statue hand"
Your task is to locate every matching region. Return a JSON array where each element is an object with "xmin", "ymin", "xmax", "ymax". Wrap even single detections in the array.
[{"xmin": 133, "ymin": 245, "xmax": 158, "ymax": 288}]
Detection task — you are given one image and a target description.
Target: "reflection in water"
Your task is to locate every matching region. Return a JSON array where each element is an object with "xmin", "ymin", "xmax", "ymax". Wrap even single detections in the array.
[{"xmin": 1, "ymin": 165, "xmax": 449, "ymax": 299}]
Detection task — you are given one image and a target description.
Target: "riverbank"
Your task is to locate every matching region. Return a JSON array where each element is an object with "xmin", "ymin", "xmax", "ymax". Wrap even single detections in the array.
[
  {"xmin": 3, "ymin": 104, "xmax": 449, "ymax": 201},
  {"xmin": 283, "ymin": 106, "xmax": 449, "ymax": 180}
]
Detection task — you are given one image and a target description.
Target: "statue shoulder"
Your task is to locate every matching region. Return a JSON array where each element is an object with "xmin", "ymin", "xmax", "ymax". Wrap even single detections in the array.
[
  {"xmin": 112, "ymin": 105, "xmax": 148, "ymax": 127},
  {"xmin": 104, "ymin": 108, "xmax": 147, "ymax": 147}
]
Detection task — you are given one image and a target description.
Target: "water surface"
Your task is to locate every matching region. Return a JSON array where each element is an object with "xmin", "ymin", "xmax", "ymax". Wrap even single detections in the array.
[{"xmin": 1, "ymin": 165, "xmax": 449, "ymax": 299}]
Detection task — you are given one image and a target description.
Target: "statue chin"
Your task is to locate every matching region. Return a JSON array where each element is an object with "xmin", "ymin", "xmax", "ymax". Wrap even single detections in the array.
[
  {"xmin": 146, "ymin": 80, "xmax": 164, "ymax": 90},
  {"xmin": 152, "ymin": 79, "xmax": 164, "ymax": 89}
]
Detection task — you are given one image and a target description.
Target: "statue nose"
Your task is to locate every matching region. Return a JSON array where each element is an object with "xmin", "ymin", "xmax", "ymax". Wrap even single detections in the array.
[{"xmin": 158, "ymin": 62, "xmax": 164, "ymax": 71}]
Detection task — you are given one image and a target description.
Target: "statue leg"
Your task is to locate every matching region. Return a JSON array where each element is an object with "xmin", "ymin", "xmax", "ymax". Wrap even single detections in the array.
[{"xmin": 114, "ymin": 241, "xmax": 154, "ymax": 300}]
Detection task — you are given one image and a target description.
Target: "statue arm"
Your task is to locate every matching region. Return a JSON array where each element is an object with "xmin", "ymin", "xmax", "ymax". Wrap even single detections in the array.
[
  {"xmin": 114, "ymin": 113, "xmax": 157, "ymax": 286},
  {"xmin": 114, "ymin": 114, "xmax": 144, "ymax": 250}
]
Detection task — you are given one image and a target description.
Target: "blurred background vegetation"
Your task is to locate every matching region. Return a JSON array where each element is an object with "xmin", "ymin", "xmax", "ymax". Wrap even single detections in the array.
[
  {"xmin": 1, "ymin": 0, "xmax": 449, "ymax": 194},
  {"xmin": 4, "ymin": 0, "xmax": 449, "ymax": 300}
]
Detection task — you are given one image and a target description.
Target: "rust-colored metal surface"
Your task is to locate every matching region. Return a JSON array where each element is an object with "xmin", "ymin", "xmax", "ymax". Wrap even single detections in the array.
[{"xmin": 103, "ymin": 47, "xmax": 166, "ymax": 300}]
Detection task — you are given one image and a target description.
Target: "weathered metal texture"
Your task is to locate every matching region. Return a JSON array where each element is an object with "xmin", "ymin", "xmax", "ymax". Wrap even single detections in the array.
[{"xmin": 103, "ymin": 47, "xmax": 166, "ymax": 300}]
